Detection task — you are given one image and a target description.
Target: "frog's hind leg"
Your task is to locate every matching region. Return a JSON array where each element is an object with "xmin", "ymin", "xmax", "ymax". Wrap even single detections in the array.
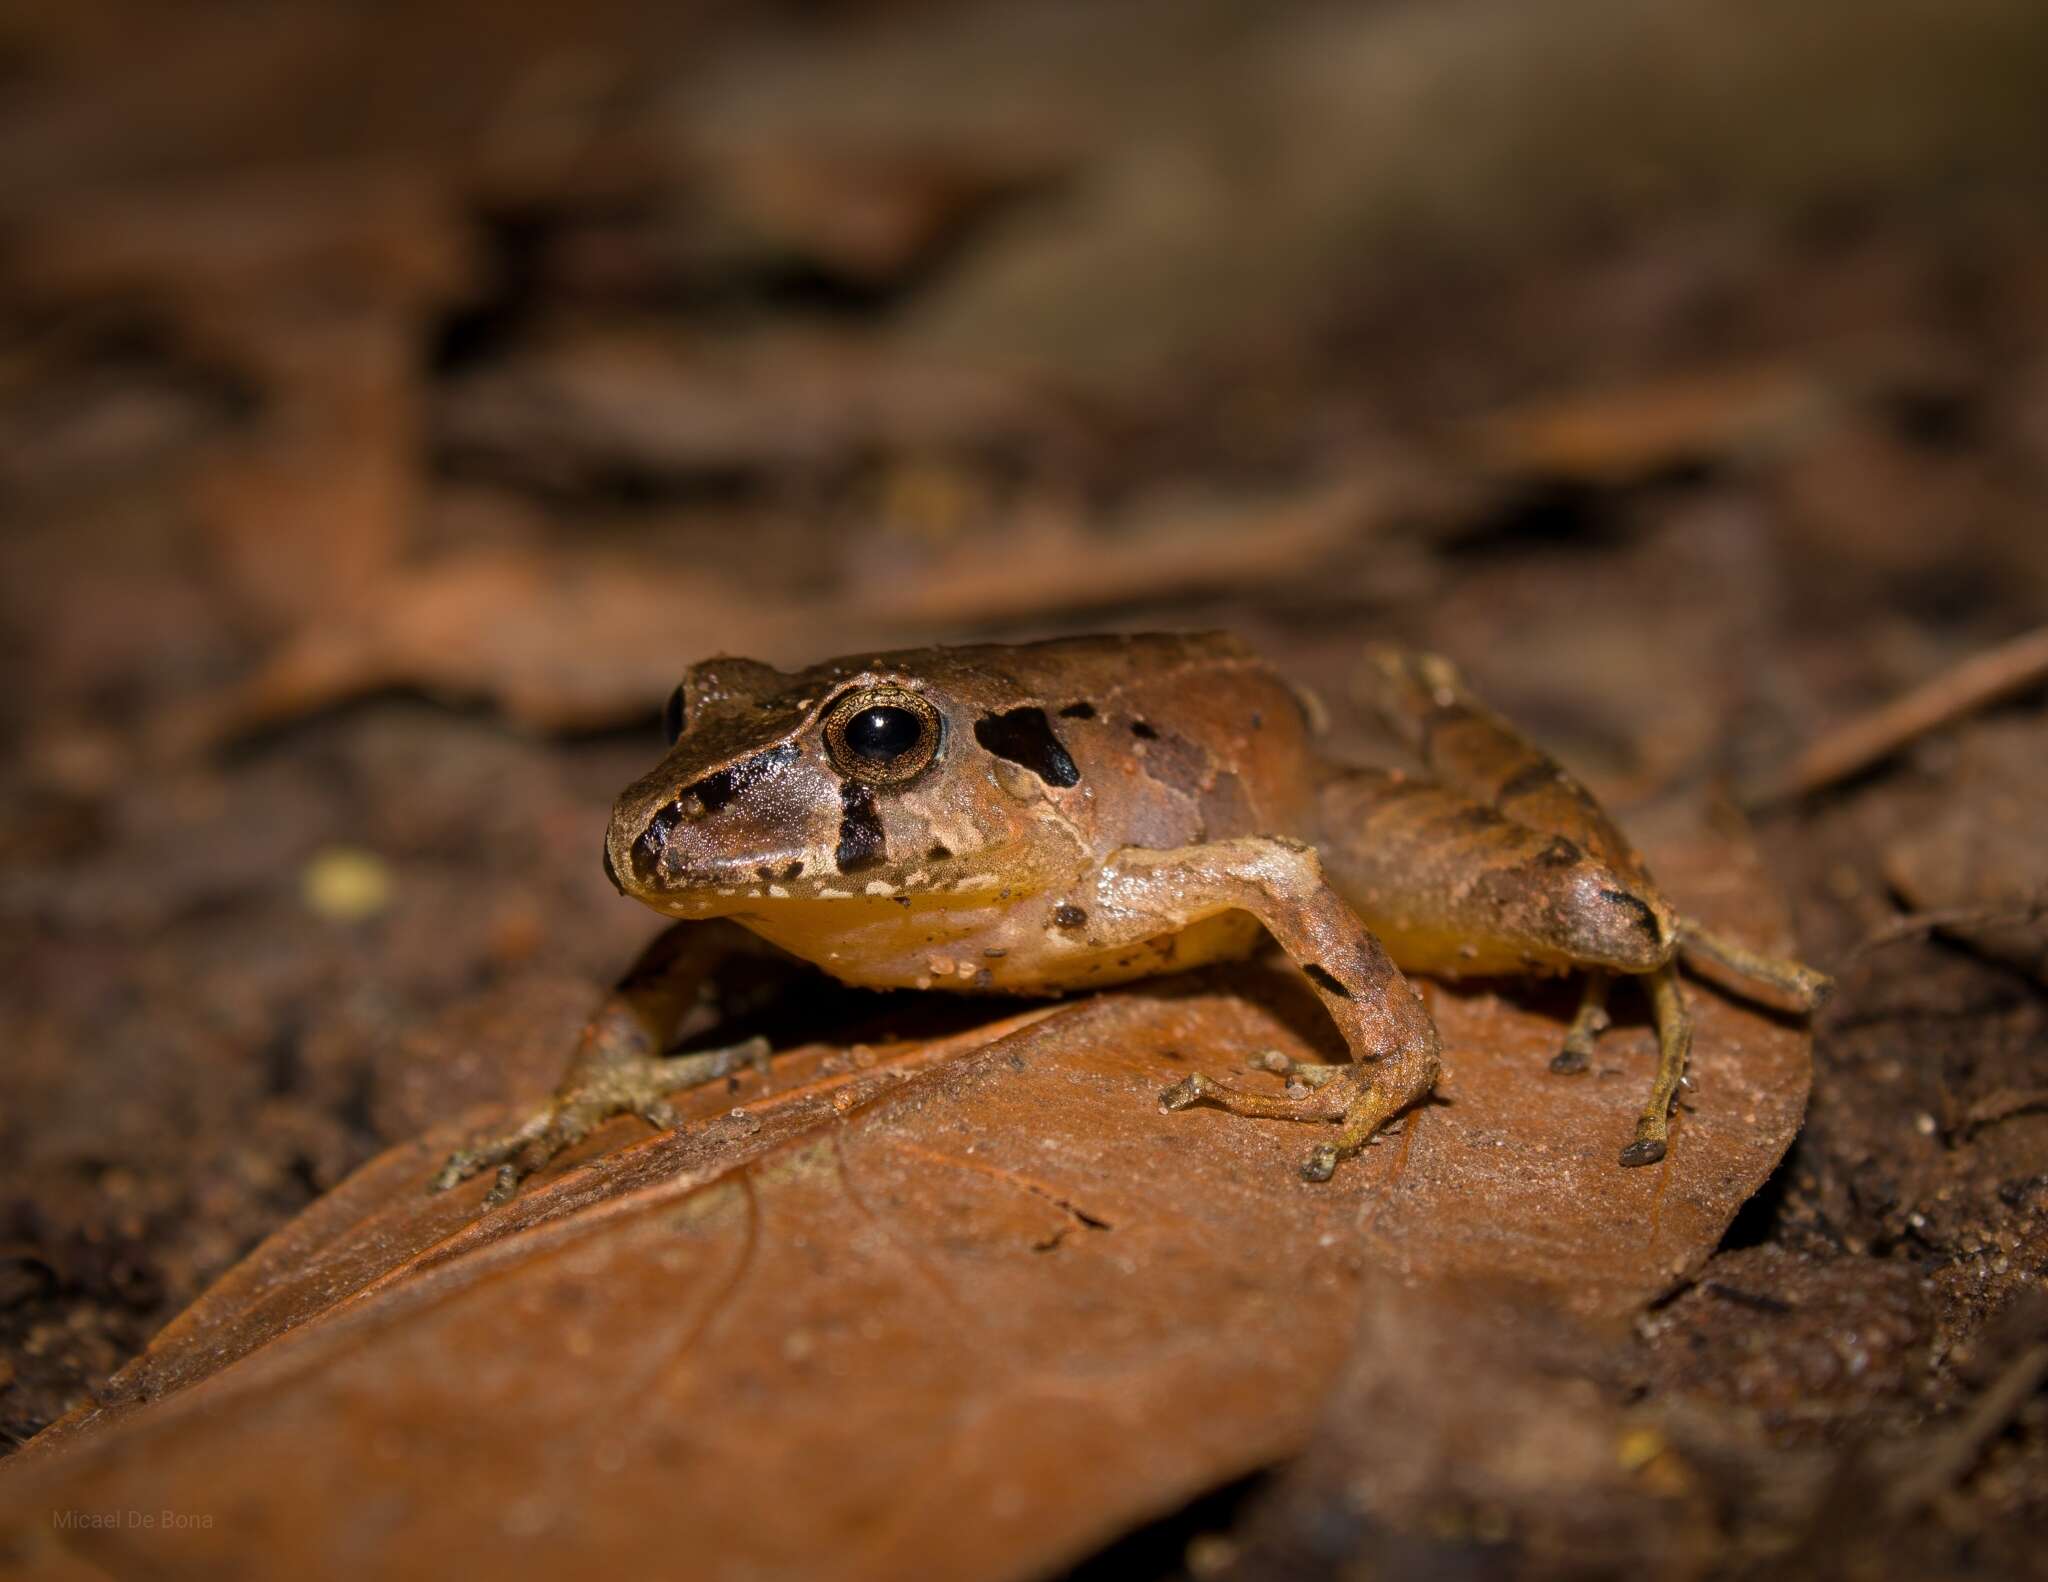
[
  {"xmin": 1353, "ymin": 643, "xmax": 1826, "ymax": 1163},
  {"xmin": 1358, "ymin": 642, "xmax": 1833, "ymax": 1013},
  {"xmin": 1313, "ymin": 766, "xmax": 1690, "ymax": 1164},
  {"xmin": 1679, "ymin": 919, "xmax": 1833, "ymax": 1013}
]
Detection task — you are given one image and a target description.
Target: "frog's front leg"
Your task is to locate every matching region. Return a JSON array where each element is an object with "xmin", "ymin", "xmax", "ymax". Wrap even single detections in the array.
[
  {"xmin": 1093, "ymin": 837, "xmax": 1442, "ymax": 1182},
  {"xmin": 432, "ymin": 920, "xmax": 777, "ymax": 1206}
]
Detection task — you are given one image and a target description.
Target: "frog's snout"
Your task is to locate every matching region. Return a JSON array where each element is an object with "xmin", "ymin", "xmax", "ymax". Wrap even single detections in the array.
[
  {"xmin": 619, "ymin": 794, "xmax": 696, "ymax": 890},
  {"xmin": 605, "ymin": 740, "xmax": 825, "ymax": 910}
]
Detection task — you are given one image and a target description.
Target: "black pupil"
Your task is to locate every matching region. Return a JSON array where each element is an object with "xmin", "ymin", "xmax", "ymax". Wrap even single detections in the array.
[
  {"xmin": 662, "ymin": 684, "xmax": 687, "ymax": 745},
  {"xmin": 845, "ymin": 706, "xmax": 922, "ymax": 763}
]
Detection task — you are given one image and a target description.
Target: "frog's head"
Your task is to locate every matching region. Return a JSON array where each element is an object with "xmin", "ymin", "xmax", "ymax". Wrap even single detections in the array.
[{"xmin": 604, "ymin": 649, "xmax": 1085, "ymax": 918}]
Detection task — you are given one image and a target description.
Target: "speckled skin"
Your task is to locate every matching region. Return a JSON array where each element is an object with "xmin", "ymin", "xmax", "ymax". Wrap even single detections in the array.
[
  {"xmin": 436, "ymin": 633, "xmax": 1829, "ymax": 1203},
  {"xmin": 606, "ymin": 634, "xmax": 1314, "ymax": 991}
]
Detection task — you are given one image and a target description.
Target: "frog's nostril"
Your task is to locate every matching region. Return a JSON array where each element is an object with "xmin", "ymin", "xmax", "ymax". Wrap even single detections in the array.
[{"xmin": 630, "ymin": 800, "xmax": 685, "ymax": 884}]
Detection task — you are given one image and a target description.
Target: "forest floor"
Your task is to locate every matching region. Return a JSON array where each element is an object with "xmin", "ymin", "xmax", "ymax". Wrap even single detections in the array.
[{"xmin": 2, "ymin": 2, "xmax": 2045, "ymax": 1578}]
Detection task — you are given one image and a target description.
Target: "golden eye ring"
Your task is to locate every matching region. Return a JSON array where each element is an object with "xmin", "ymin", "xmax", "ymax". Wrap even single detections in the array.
[{"xmin": 822, "ymin": 687, "xmax": 943, "ymax": 784}]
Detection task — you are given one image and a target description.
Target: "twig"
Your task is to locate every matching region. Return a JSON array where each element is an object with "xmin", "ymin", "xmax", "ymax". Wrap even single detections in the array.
[
  {"xmin": 1953, "ymin": 1087, "xmax": 2048, "ymax": 1141},
  {"xmin": 1847, "ymin": 893, "xmax": 2048, "ymax": 959},
  {"xmin": 1885, "ymin": 1340, "xmax": 2048, "ymax": 1515},
  {"xmin": 1752, "ymin": 624, "xmax": 2048, "ymax": 806}
]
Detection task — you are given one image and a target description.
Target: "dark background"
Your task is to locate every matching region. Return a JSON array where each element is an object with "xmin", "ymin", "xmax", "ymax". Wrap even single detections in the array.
[{"xmin": 3, "ymin": 1, "xmax": 2046, "ymax": 1576}]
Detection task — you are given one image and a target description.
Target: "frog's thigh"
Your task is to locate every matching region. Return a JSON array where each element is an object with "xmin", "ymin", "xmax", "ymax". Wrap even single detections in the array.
[
  {"xmin": 1098, "ymin": 837, "xmax": 1442, "ymax": 1179},
  {"xmin": 1312, "ymin": 771, "xmax": 1675, "ymax": 978},
  {"xmin": 1360, "ymin": 643, "xmax": 1649, "ymax": 881}
]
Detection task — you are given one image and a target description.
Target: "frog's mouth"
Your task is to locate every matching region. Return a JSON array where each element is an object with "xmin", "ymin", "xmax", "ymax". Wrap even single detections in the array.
[{"xmin": 606, "ymin": 810, "xmax": 816, "ymax": 917}]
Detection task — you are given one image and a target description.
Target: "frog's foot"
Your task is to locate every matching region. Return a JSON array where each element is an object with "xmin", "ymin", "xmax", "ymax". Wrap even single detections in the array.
[
  {"xmin": 1247, "ymin": 1048, "xmax": 1349, "ymax": 1095},
  {"xmin": 432, "ymin": 1036, "xmax": 771, "ymax": 1207},
  {"xmin": 1549, "ymin": 971, "xmax": 1613, "ymax": 1075},
  {"xmin": 1159, "ymin": 1061, "xmax": 1411, "ymax": 1182}
]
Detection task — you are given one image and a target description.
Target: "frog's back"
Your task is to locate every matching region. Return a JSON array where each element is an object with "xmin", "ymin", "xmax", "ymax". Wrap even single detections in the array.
[{"xmin": 918, "ymin": 631, "xmax": 1324, "ymax": 853}]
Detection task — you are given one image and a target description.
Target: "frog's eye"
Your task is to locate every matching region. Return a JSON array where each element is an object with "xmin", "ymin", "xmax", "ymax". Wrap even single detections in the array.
[
  {"xmin": 662, "ymin": 684, "xmax": 687, "ymax": 746},
  {"xmin": 823, "ymin": 687, "xmax": 942, "ymax": 785}
]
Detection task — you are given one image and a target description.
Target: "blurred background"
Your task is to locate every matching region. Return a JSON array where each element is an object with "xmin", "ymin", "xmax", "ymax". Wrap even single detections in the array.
[{"xmin": 3, "ymin": 0, "xmax": 2047, "ymax": 1572}]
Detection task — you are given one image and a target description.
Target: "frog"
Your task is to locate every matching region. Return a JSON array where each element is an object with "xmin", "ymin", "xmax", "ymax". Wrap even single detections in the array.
[{"xmin": 434, "ymin": 633, "xmax": 1830, "ymax": 1206}]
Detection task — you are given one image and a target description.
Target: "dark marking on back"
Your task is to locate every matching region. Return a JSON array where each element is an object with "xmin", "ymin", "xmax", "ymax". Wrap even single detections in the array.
[
  {"xmin": 1371, "ymin": 775, "xmax": 1434, "ymax": 804},
  {"xmin": 1058, "ymin": 701, "xmax": 1097, "ymax": 720},
  {"xmin": 1304, "ymin": 964, "xmax": 1352, "ymax": 999},
  {"xmin": 974, "ymin": 707, "xmax": 1080, "ymax": 788},
  {"xmin": 1130, "ymin": 719, "xmax": 1159, "ymax": 740},
  {"xmin": 1198, "ymin": 770, "xmax": 1256, "ymax": 841},
  {"xmin": 1052, "ymin": 904, "xmax": 1087, "ymax": 929},
  {"xmin": 835, "ymin": 782, "xmax": 886, "ymax": 873},
  {"xmin": 1599, "ymin": 886, "xmax": 1665, "ymax": 945},
  {"xmin": 1536, "ymin": 836, "xmax": 1582, "ymax": 867},
  {"xmin": 1445, "ymin": 804, "xmax": 1504, "ymax": 836},
  {"xmin": 1133, "ymin": 725, "xmax": 1213, "ymax": 801},
  {"xmin": 1495, "ymin": 762, "xmax": 1561, "ymax": 807},
  {"xmin": 926, "ymin": 842, "xmax": 953, "ymax": 861},
  {"xmin": 1417, "ymin": 702, "xmax": 1470, "ymax": 767}
]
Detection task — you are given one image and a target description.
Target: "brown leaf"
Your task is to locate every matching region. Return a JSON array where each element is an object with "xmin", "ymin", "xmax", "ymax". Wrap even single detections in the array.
[
  {"xmin": 0, "ymin": 817, "xmax": 1807, "ymax": 1579},
  {"xmin": 1466, "ymin": 362, "xmax": 1837, "ymax": 484},
  {"xmin": 1219, "ymin": 1282, "xmax": 1713, "ymax": 1581},
  {"xmin": 701, "ymin": 142, "xmax": 1048, "ymax": 285},
  {"xmin": 439, "ymin": 325, "xmax": 1063, "ymax": 485},
  {"xmin": 150, "ymin": 548, "xmax": 845, "ymax": 747},
  {"xmin": 852, "ymin": 475, "xmax": 1390, "ymax": 627},
  {"xmin": 1881, "ymin": 715, "xmax": 2048, "ymax": 984},
  {"xmin": 152, "ymin": 470, "xmax": 1394, "ymax": 744}
]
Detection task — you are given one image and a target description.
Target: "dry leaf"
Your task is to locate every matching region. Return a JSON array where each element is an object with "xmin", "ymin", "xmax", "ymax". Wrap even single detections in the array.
[
  {"xmin": 1467, "ymin": 363, "xmax": 1836, "ymax": 484},
  {"xmin": 0, "ymin": 815, "xmax": 1807, "ymax": 1579},
  {"xmin": 151, "ymin": 469, "xmax": 1396, "ymax": 745},
  {"xmin": 150, "ymin": 548, "xmax": 848, "ymax": 747},
  {"xmin": 852, "ymin": 475, "xmax": 1387, "ymax": 626},
  {"xmin": 439, "ymin": 326, "xmax": 1062, "ymax": 486},
  {"xmin": 1881, "ymin": 716, "xmax": 2048, "ymax": 984}
]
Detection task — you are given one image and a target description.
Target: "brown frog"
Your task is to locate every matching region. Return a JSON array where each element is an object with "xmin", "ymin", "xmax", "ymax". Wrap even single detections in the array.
[{"xmin": 435, "ymin": 633, "xmax": 1829, "ymax": 1205}]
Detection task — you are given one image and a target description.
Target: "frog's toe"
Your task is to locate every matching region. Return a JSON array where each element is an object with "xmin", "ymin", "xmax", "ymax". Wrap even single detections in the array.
[
  {"xmin": 431, "ymin": 1110, "xmax": 552, "ymax": 1194},
  {"xmin": 638, "ymin": 1098, "xmax": 682, "ymax": 1131},
  {"xmin": 485, "ymin": 1162, "xmax": 524, "ymax": 1208},
  {"xmin": 1299, "ymin": 1143, "xmax": 1340, "ymax": 1183},
  {"xmin": 1158, "ymin": 1072, "xmax": 1217, "ymax": 1113}
]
